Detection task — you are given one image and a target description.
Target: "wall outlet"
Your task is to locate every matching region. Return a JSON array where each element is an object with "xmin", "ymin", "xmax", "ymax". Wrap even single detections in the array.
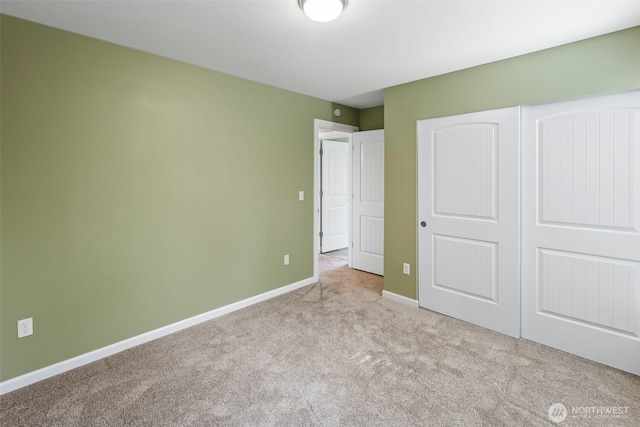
[
  {"xmin": 403, "ymin": 263, "xmax": 410, "ymax": 275},
  {"xmin": 299, "ymin": 191, "xmax": 304, "ymax": 201},
  {"xmin": 284, "ymin": 254, "xmax": 290, "ymax": 265},
  {"xmin": 18, "ymin": 317, "xmax": 33, "ymax": 338}
]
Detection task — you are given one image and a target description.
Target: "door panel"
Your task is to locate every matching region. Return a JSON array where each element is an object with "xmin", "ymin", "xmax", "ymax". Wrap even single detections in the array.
[
  {"xmin": 352, "ymin": 130, "xmax": 384, "ymax": 275},
  {"xmin": 522, "ymin": 90, "xmax": 640, "ymax": 375},
  {"xmin": 434, "ymin": 235, "xmax": 497, "ymax": 302},
  {"xmin": 418, "ymin": 107, "xmax": 520, "ymax": 337},
  {"xmin": 321, "ymin": 140, "xmax": 349, "ymax": 253},
  {"xmin": 434, "ymin": 123, "xmax": 497, "ymax": 220},
  {"xmin": 538, "ymin": 111, "xmax": 637, "ymax": 230}
]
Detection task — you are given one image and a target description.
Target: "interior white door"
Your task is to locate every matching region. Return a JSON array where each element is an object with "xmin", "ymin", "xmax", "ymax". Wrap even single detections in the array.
[
  {"xmin": 352, "ymin": 130, "xmax": 384, "ymax": 275},
  {"xmin": 418, "ymin": 107, "xmax": 520, "ymax": 337},
  {"xmin": 321, "ymin": 140, "xmax": 350, "ymax": 253},
  {"xmin": 522, "ymin": 90, "xmax": 640, "ymax": 375}
]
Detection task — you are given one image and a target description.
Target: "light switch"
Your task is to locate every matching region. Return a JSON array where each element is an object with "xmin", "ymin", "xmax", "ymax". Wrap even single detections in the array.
[
  {"xmin": 403, "ymin": 263, "xmax": 410, "ymax": 275},
  {"xmin": 299, "ymin": 191, "xmax": 304, "ymax": 201}
]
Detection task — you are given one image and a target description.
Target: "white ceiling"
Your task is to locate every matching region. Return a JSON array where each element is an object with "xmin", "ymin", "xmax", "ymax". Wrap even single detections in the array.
[{"xmin": 2, "ymin": 1, "xmax": 639, "ymax": 109}]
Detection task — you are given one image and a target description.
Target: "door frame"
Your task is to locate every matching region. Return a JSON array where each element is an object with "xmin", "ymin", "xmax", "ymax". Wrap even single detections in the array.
[{"xmin": 313, "ymin": 119, "xmax": 359, "ymax": 281}]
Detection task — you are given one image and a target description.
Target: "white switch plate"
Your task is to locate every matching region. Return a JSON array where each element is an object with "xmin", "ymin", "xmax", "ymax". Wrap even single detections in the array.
[
  {"xmin": 18, "ymin": 317, "xmax": 33, "ymax": 338},
  {"xmin": 403, "ymin": 263, "xmax": 410, "ymax": 275},
  {"xmin": 284, "ymin": 254, "xmax": 290, "ymax": 265},
  {"xmin": 299, "ymin": 191, "xmax": 304, "ymax": 201}
]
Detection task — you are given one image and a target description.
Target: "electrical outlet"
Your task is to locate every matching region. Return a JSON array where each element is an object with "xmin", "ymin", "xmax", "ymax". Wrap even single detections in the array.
[
  {"xmin": 284, "ymin": 254, "xmax": 290, "ymax": 265},
  {"xmin": 17, "ymin": 318, "xmax": 33, "ymax": 338},
  {"xmin": 403, "ymin": 263, "xmax": 410, "ymax": 275}
]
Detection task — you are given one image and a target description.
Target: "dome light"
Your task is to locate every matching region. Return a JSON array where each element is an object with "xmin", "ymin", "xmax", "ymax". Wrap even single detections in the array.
[{"xmin": 299, "ymin": 0, "xmax": 347, "ymax": 23}]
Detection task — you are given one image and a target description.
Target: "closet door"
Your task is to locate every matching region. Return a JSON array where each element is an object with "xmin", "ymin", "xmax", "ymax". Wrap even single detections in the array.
[
  {"xmin": 522, "ymin": 90, "xmax": 640, "ymax": 375},
  {"xmin": 418, "ymin": 107, "xmax": 520, "ymax": 337}
]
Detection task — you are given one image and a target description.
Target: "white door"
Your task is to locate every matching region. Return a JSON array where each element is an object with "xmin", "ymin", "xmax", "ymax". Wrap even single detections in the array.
[
  {"xmin": 522, "ymin": 90, "xmax": 640, "ymax": 375},
  {"xmin": 321, "ymin": 140, "xmax": 350, "ymax": 253},
  {"xmin": 418, "ymin": 107, "xmax": 520, "ymax": 337},
  {"xmin": 352, "ymin": 130, "xmax": 384, "ymax": 275}
]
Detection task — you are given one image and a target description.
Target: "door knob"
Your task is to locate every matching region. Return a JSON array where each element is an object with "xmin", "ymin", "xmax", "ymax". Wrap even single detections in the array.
[{"xmin": 420, "ymin": 221, "xmax": 427, "ymax": 227}]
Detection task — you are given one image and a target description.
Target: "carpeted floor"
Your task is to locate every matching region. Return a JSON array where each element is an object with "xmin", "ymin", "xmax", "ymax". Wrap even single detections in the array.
[
  {"xmin": 318, "ymin": 254, "xmax": 383, "ymax": 295},
  {"xmin": 1, "ymin": 257, "xmax": 638, "ymax": 426}
]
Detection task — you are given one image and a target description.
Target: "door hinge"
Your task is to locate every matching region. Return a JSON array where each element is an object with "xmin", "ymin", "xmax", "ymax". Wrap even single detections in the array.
[
  {"xmin": 319, "ymin": 231, "xmax": 324, "ymax": 238},
  {"xmin": 320, "ymin": 148, "xmax": 324, "ymax": 156},
  {"xmin": 320, "ymin": 190, "xmax": 323, "ymax": 197}
]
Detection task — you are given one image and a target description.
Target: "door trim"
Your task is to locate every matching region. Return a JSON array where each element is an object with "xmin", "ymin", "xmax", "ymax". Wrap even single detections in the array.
[{"xmin": 313, "ymin": 119, "xmax": 358, "ymax": 281}]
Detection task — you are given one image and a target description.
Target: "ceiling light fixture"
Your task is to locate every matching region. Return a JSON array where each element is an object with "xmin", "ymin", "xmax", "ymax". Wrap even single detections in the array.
[{"xmin": 299, "ymin": 0, "xmax": 347, "ymax": 23}]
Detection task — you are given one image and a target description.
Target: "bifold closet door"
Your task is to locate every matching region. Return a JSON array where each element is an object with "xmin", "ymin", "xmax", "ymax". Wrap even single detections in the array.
[
  {"xmin": 418, "ymin": 107, "xmax": 520, "ymax": 337},
  {"xmin": 522, "ymin": 90, "xmax": 640, "ymax": 375}
]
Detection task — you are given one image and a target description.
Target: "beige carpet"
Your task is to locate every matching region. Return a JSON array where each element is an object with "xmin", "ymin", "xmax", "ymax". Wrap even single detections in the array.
[
  {"xmin": 1, "ymin": 258, "xmax": 639, "ymax": 426},
  {"xmin": 318, "ymin": 254, "xmax": 383, "ymax": 295}
]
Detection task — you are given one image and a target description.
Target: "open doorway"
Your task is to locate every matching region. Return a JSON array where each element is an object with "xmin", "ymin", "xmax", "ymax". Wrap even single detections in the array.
[
  {"xmin": 313, "ymin": 120, "xmax": 385, "ymax": 281},
  {"xmin": 313, "ymin": 120, "xmax": 358, "ymax": 280},
  {"xmin": 313, "ymin": 119, "xmax": 385, "ymax": 296}
]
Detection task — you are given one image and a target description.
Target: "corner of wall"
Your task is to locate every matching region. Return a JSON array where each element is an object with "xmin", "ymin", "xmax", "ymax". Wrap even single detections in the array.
[{"xmin": 359, "ymin": 105, "xmax": 384, "ymax": 131}]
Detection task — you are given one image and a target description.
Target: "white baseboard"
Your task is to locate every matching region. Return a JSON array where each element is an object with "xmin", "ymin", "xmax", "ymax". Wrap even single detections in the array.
[
  {"xmin": 0, "ymin": 276, "xmax": 316, "ymax": 396},
  {"xmin": 382, "ymin": 290, "xmax": 419, "ymax": 308}
]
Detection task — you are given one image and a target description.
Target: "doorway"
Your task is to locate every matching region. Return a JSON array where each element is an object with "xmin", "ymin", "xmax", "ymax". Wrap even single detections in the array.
[
  {"xmin": 312, "ymin": 120, "xmax": 386, "ymax": 280},
  {"xmin": 313, "ymin": 120, "xmax": 358, "ymax": 280}
]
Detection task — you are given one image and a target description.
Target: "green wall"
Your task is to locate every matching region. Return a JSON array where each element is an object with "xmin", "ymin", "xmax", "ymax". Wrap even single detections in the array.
[
  {"xmin": 4, "ymin": 14, "xmax": 639, "ymax": 384},
  {"xmin": 384, "ymin": 26, "xmax": 640, "ymax": 300},
  {"xmin": 359, "ymin": 105, "xmax": 384, "ymax": 131},
  {"xmin": 0, "ymin": 15, "xmax": 359, "ymax": 381}
]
